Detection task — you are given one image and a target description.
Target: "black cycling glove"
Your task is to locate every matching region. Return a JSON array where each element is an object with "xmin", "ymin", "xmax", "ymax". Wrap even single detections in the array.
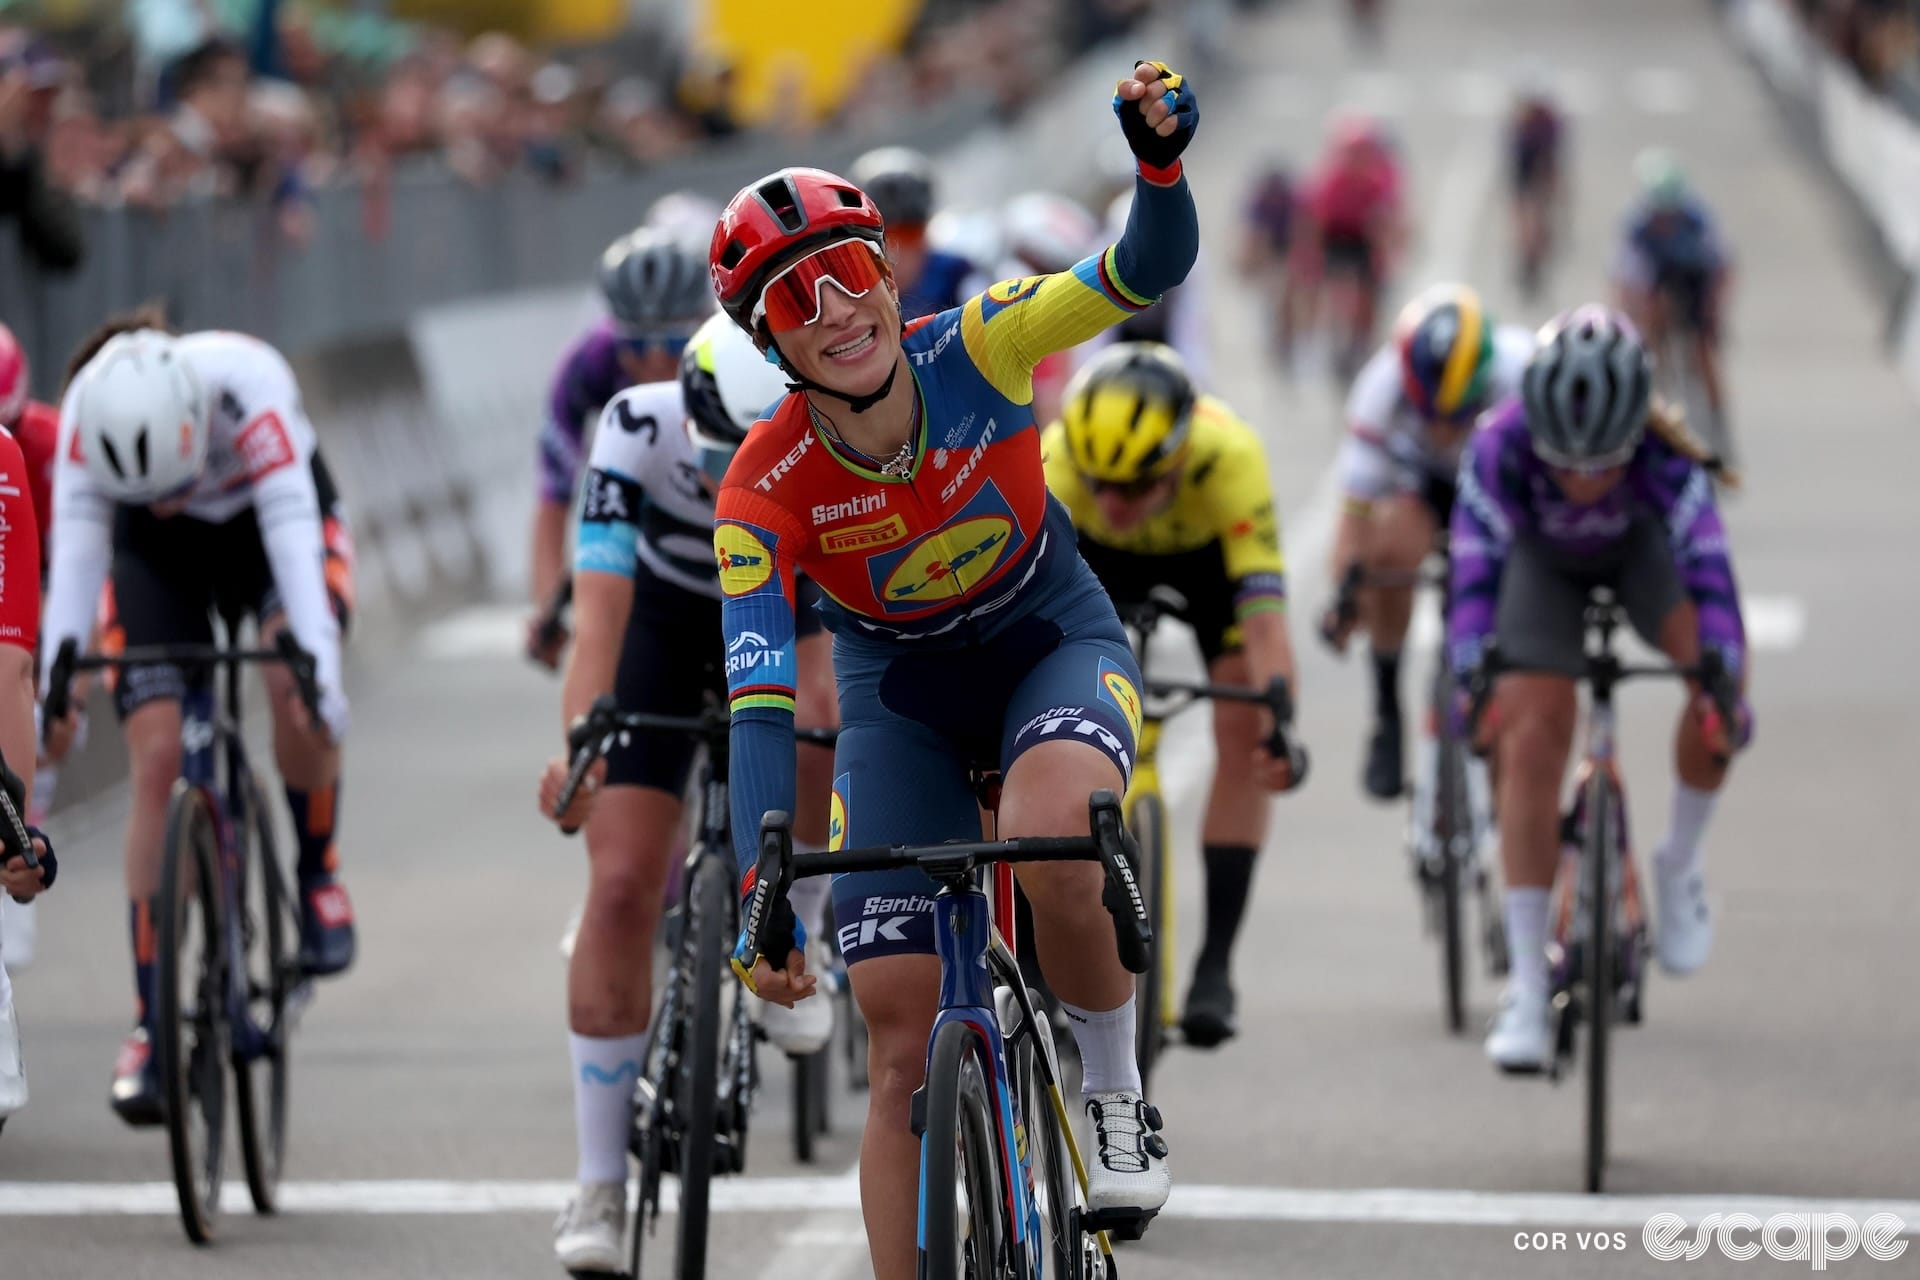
[{"xmin": 1111, "ymin": 60, "xmax": 1199, "ymax": 172}]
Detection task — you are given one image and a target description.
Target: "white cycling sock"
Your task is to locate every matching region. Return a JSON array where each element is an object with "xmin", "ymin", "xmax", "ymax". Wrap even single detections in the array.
[
  {"xmin": 788, "ymin": 844, "xmax": 831, "ymax": 945},
  {"xmin": 1503, "ymin": 887, "xmax": 1551, "ymax": 999},
  {"xmin": 1060, "ymin": 997, "xmax": 1141, "ymax": 1097},
  {"xmin": 569, "ymin": 1031, "xmax": 646, "ymax": 1185},
  {"xmin": 1655, "ymin": 783, "xmax": 1717, "ymax": 878}
]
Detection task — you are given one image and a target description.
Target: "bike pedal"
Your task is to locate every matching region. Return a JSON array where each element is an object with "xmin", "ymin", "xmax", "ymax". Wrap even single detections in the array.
[{"xmin": 1084, "ymin": 1207, "xmax": 1159, "ymax": 1241}]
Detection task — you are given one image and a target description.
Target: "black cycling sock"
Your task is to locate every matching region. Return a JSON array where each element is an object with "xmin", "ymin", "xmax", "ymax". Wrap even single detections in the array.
[
  {"xmin": 1196, "ymin": 844, "xmax": 1258, "ymax": 973},
  {"xmin": 1371, "ymin": 648, "xmax": 1403, "ymax": 725},
  {"xmin": 285, "ymin": 780, "xmax": 341, "ymax": 886}
]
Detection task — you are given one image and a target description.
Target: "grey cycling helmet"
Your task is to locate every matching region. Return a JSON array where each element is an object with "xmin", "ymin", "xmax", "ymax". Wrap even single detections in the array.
[
  {"xmin": 597, "ymin": 226, "xmax": 714, "ymax": 330},
  {"xmin": 850, "ymin": 146, "xmax": 935, "ymax": 230},
  {"xmin": 1520, "ymin": 305, "xmax": 1651, "ymax": 470}
]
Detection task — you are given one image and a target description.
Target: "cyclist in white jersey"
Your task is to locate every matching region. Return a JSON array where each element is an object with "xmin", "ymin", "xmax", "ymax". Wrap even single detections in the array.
[
  {"xmin": 41, "ymin": 320, "xmax": 355, "ymax": 1125},
  {"xmin": 1323, "ymin": 285, "xmax": 1533, "ymax": 799},
  {"xmin": 535, "ymin": 314, "xmax": 840, "ymax": 1275}
]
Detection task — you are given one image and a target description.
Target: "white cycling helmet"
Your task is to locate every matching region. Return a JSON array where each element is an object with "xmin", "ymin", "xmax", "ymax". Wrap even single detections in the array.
[
  {"xmin": 71, "ymin": 330, "xmax": 209, "ymax": 504},
  {"xmin": 927, "ymin": 207, "xmax": 1003, "ymax": 270},
  {"xmin": 681, "ymin": 313, "xmax": 791, "ymax": 483},
  {"xmin": 644, "ymin": 190, "xmax": 725, "ymax": 241},
  {"xmin": 1002, "ymin": 192, "xmax": 1100, "ymax": 275}
]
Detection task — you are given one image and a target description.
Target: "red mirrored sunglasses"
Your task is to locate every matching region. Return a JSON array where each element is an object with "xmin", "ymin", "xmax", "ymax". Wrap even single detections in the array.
[{"xmin": 753, "ymin": 239, "xmax": 888, "ymax": 331}]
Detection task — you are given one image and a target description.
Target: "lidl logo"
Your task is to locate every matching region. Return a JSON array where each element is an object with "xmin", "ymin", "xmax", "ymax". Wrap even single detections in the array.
[
  {"xmin": 714, "ymin": 523, "xmax": 775, "ymax": 596},
  {"xmin": 1098, "ymin": 657, "xmax": 1143, "ymax": 747},
  {"xmin": 820, "ymin": 513, "xmax": 908, "ymax": 555},
  {"xmin": 881, "ymin": 517, "xmax": 1012, "ymax": 606},
  {"xmin": 828, "ymin": 775, "xmax": 849, "ymax": 852},
  {"xmin": 979, "ymin": 276, "xmax": 1043, "ymax": 323}
]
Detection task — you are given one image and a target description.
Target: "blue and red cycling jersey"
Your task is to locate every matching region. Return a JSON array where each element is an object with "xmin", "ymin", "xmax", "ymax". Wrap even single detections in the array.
[
  {"xmin": 537, "ymin": 319, "xmax": 630, "ymax": 505},
  {"xmin": 1447, "ymin": 399, "xmax": 1746, "ymax": 680},
  {"xmin": 714, "ymin": 170, "xmax": 1199, "ymax": 880}
]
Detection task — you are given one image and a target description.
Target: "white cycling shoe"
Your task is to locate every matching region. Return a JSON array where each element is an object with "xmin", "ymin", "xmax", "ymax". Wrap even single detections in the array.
[
  {"xmin": 1654, "ymin": 860, "xmax": 1714, "ymax": 976},
  {"xmin": 553, "ymin": 1180, "xmax": 626, "ymax": 1275},
  {"xmin": 1485, "ymin": 985, "xmax": 1552, "ymax": 1073},
  {"xmin": 1, "ymin": 897, "xmax": 35, "ymax": 974},
  {"xmin": 0, "ymin": 984, "xmax": 27, "ymax": 1123},
  {"xmin": 1084, "ymin": 1091, "xmax": 1171, "ymax": 1223},
  {"xmin": 760, "ymin": 989, "xmax": 834, "ymax": 1057}
]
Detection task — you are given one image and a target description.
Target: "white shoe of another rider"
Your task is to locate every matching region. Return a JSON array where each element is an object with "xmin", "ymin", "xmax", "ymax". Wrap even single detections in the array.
[
  {"xmin": 1654, "ymin": 857, "xmax": 1714, "ymax": 977},
  {"xmin": 760, "ymin": 986, "xmax": 833, "ymax": 1056},
  {"xmin": 0, "ymin": 980, "xmax": 28, "ymax": 1121},
  {"xmin": 0, "ymin": 897, "xmax": 34, "ymax": 974},
  {"xmin": 1084, "ymin": 1090, "xmax": 1171, "ymax": 1218},
  {"xmin": 1485, "ymin": 983, "xmax": 1552, "ymax": 1074},
  {"xmin": 554, "ymin": 1179, "xmax": 626, "ymax": 1275}
]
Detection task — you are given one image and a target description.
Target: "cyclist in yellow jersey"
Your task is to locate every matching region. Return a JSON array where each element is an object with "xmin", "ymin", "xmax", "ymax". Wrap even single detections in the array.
[{"xmin": 1043, "ymin": 342, "xmax": 1299, "ymax": 1045}]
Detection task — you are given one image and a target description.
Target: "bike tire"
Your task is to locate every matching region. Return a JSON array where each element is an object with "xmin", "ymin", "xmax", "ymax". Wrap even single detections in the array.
[
  {"xmin": 235, "ymin": 776, "xmax": 294, "ymax": 1214},
  {"xmin": 791, "ymin": 1044, "xmax": 826, "ymax": 1163},
  {"xmin": 920, "ymin": 1020, "xmax": 1013, "ymax": 1280},
  {"xmin": 1012, "ymin": 987, "xmax": 1082, "ymax": 1280},
  {"xmin": 1124, "ymin": 792, "xmax": 1166, "ymax": 1088},
  {"xmin": 1434, "ymin": 733, "xmax": 1468, "ymax": 1036},
  {"xmin": 674, "ymin": 854, "xmax": 730, "ymax": 1278},
  {"xmin": 1583, "ymin": 771, "xmax": 1614, "ymax": 1194},
  {"xmin": 156, "ymin": 784, "xmax": 228, "ymax": 1245}
]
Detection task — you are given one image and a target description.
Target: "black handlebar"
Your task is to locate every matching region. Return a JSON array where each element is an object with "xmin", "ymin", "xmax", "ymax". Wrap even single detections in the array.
[
  {"xmin": 0, "ymin": 751, "xmax": 38, "ymax": 873},
  {"xmin": 554, "ymin": 693, "xmax": 840, "ymax": 835},
  {"xmin": 1465, "ymin": 640, "xmax": 1740, "ymax": 754},
  {"xmin": 43, "ymin": 634, "xmax": 323, "ymax": 744},
  {"xmin": 744, "ymin": 789, "xmax": 1153, "ymax": 975},
  {"xmin": 1144, "ymin": 674, "xmax": 1311, "ymax": 790}
]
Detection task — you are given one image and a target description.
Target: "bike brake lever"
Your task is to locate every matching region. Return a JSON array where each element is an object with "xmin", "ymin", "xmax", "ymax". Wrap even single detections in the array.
[
  {"xmin": 1090, "ymin": 790, "xmax": 1152, "ymax": 975},
  {"xmin": 736, "ymin": 812, "xmax": 796, "ymax": 985}
]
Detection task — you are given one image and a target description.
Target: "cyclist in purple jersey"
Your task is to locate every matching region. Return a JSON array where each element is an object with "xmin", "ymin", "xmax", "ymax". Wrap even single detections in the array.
[
  {"xmin": 1448, "ymin": 308, "xmax": 1751, "ymax": 1073},
  {"xmin": 527, "ymin": 227, "xmax": 713, "ymax": 668}
]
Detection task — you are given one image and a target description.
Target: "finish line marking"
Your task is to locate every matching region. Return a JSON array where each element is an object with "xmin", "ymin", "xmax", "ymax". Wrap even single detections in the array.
[{"xmin": 0, "ymin": 1178, "xmax": 1913, "ymax": 1228}]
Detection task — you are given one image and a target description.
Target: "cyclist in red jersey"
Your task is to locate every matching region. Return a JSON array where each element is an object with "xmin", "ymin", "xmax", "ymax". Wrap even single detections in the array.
[
  {"xmin": 1284, "ymin": 115, "xmax": 1406, "ymax": 375},
  {"xmin": 712, "ymin": 62, "xmax": 1218, "ymax": 1278}
]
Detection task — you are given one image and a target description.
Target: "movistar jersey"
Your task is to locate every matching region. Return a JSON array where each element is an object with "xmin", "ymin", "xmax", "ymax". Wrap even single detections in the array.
[{"xmin": 715, "ymin": 170, "xmax": 1200, "ymax": 879}]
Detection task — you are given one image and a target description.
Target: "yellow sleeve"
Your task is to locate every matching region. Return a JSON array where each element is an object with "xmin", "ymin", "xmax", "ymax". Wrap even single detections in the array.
[
  {"xmin": 1197, "ymin": 399, "xmax": 1288, "ymax": 615},
  {"xmin": 959, "ymin": 253, "xmax": 1156, "ymax": 403}
]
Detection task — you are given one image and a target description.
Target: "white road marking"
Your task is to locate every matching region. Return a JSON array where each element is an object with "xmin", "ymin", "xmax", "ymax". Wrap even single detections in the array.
[
  {"xmin": 1336, "ymin": 70, "xmax": 1412, "ymax": 118},
  {"xmin": 1441, "ymin": 70, "xmax": 1508, "ymax": 119},
  {"xmin": 3, "ymin": 1178, "xmax": 1914, "ymax": 1230},
  {"xmin": 1626, "ymin": 67, "xmax": 1697, "ymax": 115}
]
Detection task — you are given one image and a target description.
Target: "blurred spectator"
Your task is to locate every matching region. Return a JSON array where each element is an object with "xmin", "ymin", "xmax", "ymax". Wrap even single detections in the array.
[
  {"xmin": 0, "ymin": 30, "xmax": 82, "ymax": 271},
  {"xmin": 1805, "ymin": 0, "xmax": 1920, "ymax": 117}
]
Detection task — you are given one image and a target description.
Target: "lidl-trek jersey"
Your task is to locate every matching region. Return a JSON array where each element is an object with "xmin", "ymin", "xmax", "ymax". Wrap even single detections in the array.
[
  {"xmin": 1041, "ymin": 395, "xmax": 1287, "ymax": 620},
  {"xmin": 715, "ymin": 171, "xmax": 1200, "ymax": 880}
]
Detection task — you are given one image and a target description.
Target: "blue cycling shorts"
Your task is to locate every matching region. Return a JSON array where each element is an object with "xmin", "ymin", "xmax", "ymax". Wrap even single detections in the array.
[{"xmin": 826, "ymin": 563, "xmax": 1141, "ymax": 967}]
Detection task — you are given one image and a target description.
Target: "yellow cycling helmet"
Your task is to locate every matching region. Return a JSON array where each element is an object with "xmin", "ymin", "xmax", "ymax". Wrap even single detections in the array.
[{"xmin": 1060, "ymin": 342, "xmax": 1196, "ymax": 486}]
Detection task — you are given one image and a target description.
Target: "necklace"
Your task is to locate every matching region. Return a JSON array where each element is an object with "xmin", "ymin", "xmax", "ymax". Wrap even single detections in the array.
[{"xmin": 808, "ymin": 391, "xmax": 919, "ymax": 478}]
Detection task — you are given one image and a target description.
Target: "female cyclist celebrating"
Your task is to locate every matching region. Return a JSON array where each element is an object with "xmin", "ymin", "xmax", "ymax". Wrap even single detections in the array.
[{"xmin": 712, "ymin": 61, "xmax": 1206, "ymax": 1278}]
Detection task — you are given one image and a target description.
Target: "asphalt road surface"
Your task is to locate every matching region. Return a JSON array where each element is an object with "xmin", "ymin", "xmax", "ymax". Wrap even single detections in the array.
[{"xmin": 6, "ymin": 2, "xmax": 1919, "ymax": 1277}]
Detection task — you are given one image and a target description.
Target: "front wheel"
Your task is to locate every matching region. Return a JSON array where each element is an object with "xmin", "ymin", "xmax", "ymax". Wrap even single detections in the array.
[
  {"xmin": 235, "ymin": 777, "xmax": 296, "ymax": 1214},
  {"xmin": 1583, "ymin": 772, "xmax": 1616, "ymax": 1194},
  {"xmin": 791, "ymin": 1044, "xmax": 829, "ymax": 1164},
  {"xmin": 674, "ymin": 854, "xmax": 731, "ymax": 1278},
  {"xmin": 920, "ymin": 1020, "xmax": 1014, "ymax": 1280},
  {"xmin": 1124, "ymin": 792, "xmax": 1167, "ymax": 1088},
  {"xmin": 1433, "ymin": 736, "xmax": 1468, "ymax": 1035},
  {"xmin": 157, "ymin": 783, "xmax": 229, "ymax": 1245}
]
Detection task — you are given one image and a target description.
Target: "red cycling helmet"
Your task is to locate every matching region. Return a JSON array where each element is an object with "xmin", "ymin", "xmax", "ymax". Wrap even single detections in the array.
[
  {"xmin": 710, "ymin": 167, "xmax": 887, "ymax": 335},
  {"xmin": 0, "ymin": 323, "xmax": 27, "ymax": 424}
]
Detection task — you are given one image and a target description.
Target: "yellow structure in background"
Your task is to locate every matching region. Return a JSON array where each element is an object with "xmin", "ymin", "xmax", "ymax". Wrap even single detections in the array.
[
  {"xmin": 388, "ymin": 0, "xmax": 625, "ymax": 43},
  {"xmin": 695, "ymin": 0, "xmax": 924, "ymax": 125}
]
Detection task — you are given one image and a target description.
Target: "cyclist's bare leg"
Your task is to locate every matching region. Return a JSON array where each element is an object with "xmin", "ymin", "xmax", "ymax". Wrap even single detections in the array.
[
  {"xmin": 846, "ymin": 952, "xmax": 941, "ymax": 1280},
  {"xmin": 1201, "ymin": 651, "xmax": 1268, "ymax": 848},
  {"xmin": 1001, "ymin": 741, "xmax": 1133, "ymax": 1017},
  {"xmin": 1492, "ymin": 673, "xmax": 1577, "ymax": 997},
  {"xmin": 570, "ymin": 786, "xmax": 680, "ymax": 1036},
  {"xmin": 259, "ymin": 614, "xmax": 339, "ymax": 793},
  {"xmin": 1360, "ymin": 494, "xmax": 1434, "ymax": 653},
  {"xmin": 122, "ymin": 700, "xmax": 183, "ymax": 903},
  {"xmin": 1693, "ymin": 330, "xmax": 1727, "ymax": 422}
]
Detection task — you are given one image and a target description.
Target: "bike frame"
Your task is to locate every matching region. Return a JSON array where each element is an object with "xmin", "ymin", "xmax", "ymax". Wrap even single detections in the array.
[
  {"xmin": 1547, "ymin": 666, "xmax": 1647, "ymax": 999},
  {"xmin": 179, "ymin": 665, "xmax": 277, "ymax": 1063}
]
